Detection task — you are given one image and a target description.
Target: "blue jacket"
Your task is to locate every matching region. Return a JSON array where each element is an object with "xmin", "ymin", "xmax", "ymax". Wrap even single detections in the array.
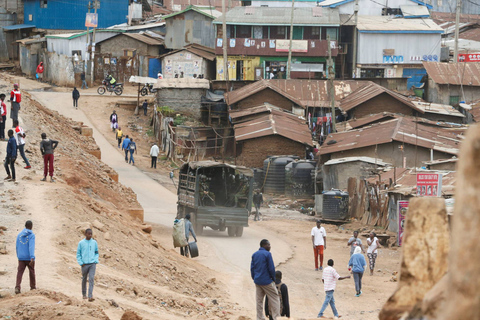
[
  {"xmin": 76, "ymin": 239, "xmax": 99, "ymax": 265},
  {"xmin": 128, "ymin": 141, "xmax": 136, "ymax": 151},
  {"xmin": 348, "ymin": 253, "xmax": 367, "ymax": 273},
  {"xmin": 16, "ymin": 228, "xmax": 35, "ymax": 261},
  {"xmin": 251, "ymin": 247, "xmax": 275, "ymax": 285},
  {"xmin": 121, "ymin": 138, "xmax": 131, "ymax": 150},
  {"xmin": 6, "ymin": 136, "xmax": 17, "ymax": 158}
]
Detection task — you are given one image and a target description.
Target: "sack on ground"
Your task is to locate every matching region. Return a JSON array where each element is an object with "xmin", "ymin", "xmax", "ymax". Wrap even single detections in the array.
[{"xmin": 173, "ymin": 218, "xmax": 188, "ymax": 247}]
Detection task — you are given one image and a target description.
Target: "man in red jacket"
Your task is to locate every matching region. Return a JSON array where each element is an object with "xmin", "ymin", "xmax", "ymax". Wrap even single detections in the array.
[
  {"xmin": 10, "ymin": 84, "xmax": 21, "ymax": 128},
  {"xmin": 36, "ymin": 62, "xmax": 44, "ymax": 82}
]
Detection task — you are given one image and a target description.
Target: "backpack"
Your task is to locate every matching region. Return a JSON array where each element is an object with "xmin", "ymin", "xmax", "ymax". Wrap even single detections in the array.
[
  {"xmin": 129, "ymin": 142, "xmax": 136, "ymax": 150},
  {"xmin": 276, "ymin": 282, "xmax": 284, "ymax": 315}
]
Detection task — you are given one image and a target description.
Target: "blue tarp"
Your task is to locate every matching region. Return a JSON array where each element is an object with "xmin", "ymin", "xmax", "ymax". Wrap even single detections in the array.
[{"xmin": 3, "ymin": 24, "xmax": 35, "ymax": 31}]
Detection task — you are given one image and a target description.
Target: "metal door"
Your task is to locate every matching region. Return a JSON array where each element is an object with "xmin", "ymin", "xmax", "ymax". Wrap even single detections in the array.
[{"xmin": 148, "ymin": 58, "xmax": 161, "ymax": 78}]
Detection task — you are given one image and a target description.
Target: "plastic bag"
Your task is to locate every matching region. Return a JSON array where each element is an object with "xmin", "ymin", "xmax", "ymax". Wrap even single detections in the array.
[
  {"xmin": 36, "ymin": 73, "xmax": 39, "ymax": 79},
  {"xmin": 172, "ymin": 218, "xmax": 187, "ymax": 248}
]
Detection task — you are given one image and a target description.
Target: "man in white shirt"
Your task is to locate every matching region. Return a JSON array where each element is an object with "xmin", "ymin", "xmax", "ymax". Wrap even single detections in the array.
[
  {"xmin": 150, "ymin": 143, "xmax": 160, "ymax": 169},
  {"xmin": 311, "ymin": 220, "xmax": 327, "ymax": 271},
  {"xmin": 13, "ymin": 120, "xmax": 31, "ymax": 169},
  {"xmin": 318, "ymin": 259, "xmax": 350, "ymax": 319}
]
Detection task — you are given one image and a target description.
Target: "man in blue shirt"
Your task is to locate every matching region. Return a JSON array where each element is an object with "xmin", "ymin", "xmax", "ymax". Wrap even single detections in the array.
[
  {"xmin": 121, "ymin": 135, "xmax": 131, "ymax": 163},
  {"xmin": 180, "ymin": 214, "xmax": 197, "ymax": 257},
  {"xmin": 4, "ymin": 129, "xmax": 17, "ymax": 181},
  {"xmin": 348, "ymin": 246, "xmax": 367, "ymax": 297},
  {"xmin": 15, "ymin": 220, "xmax": 36, "ymax": 294},
  {"xmin": 128, "ymin": 138, "xmax": 137, "ymax": 165},
  {"xmin": 76, "ymin": 228, "xmax": 99, "ymax": 301},
  {"xmin": 251, "ymin": 239, "xmax": 280, "ymax": 320}
]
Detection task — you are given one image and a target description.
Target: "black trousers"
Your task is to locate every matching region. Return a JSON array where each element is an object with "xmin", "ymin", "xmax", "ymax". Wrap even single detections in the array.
[
  {"xmin": 151, "ymin": 156, "xmax": 157, "ymax": 168},
  {"xmin": 0, "ymin": 115, "xmax": 5, "ymax": 139},
  {"xmin": 73, "ymin": 98, "xmax": 78, "ymax": 108},
  {"xmin": 4, "ymin": 156, "xmax": 16, "ymax": 179}
]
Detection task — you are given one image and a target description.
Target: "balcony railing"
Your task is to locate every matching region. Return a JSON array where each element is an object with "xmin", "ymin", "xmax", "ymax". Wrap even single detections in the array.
[{"xmin": 214, "ymin": 38, "xmax": 338, "ymax": 57}]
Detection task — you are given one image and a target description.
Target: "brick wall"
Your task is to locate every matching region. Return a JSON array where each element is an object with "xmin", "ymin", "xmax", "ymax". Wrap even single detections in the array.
[
  {"xmin": 236, "ymin": 135, "xmax": 306, "ymax": 168},
  {"xmin": 349, "ymin": 93, "xmax": 416, "ymax": 119},
  {"xmin": 234, "ymin": 88, "xmax": 296, "ymax": 112}
]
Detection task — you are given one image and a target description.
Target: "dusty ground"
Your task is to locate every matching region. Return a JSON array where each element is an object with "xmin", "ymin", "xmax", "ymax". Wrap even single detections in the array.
[{"xmin": 0, "ymin": 73, "xmax": 401, "ymax": 320}]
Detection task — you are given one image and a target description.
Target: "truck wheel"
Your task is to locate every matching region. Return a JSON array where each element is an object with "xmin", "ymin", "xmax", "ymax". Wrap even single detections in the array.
[
  {"xmin": 227, "ymin": 226, "xmax": 236, "ymax": 237},
  {"xmin": 235, "ymin": 226, "xmax": 244, "ymax": 237}
]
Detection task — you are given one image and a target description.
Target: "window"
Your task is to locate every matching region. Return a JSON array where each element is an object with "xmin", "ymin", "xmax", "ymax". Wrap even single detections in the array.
[
  {"xmin": 303, "ymin": 27, "xmax": 320, "ymax": 40},
  {"xmin": 242, "ymin": 0, "xmax": 252, "ymax": 5},
  {"xmin": 270, "ymin": 26, "xmax": 286, "ymax": 39},
  {"xmin": 326, "ymin": 28, "xmax": 337, "ymax": 41},
  {"xmin": 236, "ymin": 25, "xmax": 251, "ymax": 38},
  {"xmin": 312, "ymin": 27, "xmax": 320, "ymax": 36},
  {"xmin": 449, "ymin": 95, "xmax": 460, "ymax": 105},
  {"xmin": 40, "ymin": 0, "xmax": 48, "ymax": 8}
]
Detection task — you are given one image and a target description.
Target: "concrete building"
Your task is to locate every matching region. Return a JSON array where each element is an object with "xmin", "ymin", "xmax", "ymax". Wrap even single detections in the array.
[
  {"xmin": 18, "ymin": 37, "xmax": 46, "ymax": 77},
  {"xmin": 164, "ymin": 6, "xmax": 222, "ymax": 50},
  {"xmin": 213, "ymin": 6, "xmax": 341, "ymax": 81},
  {"xmin": 160, "ymin": 44, "xmax": 216, "ymax": 79}
]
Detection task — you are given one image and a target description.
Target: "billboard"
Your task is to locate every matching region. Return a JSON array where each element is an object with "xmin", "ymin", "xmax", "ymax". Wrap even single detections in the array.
[
  {"xmin": 275, "ymin": 40, "xmax": 308, "ymax": 53},
  {"xmin": 398, "ymin": 200, "xmax": 409, "ymax": 246},
  {"xmin": 416, "ymin": 173, "xmax": 442, "ymax": 197},
  {"xmin": 458, "ymin": 53, "xmax": 480, "ymax": 62},
  {"xmin": 85, "ymin": 13, "xmax": 98, "ymax": 28}
]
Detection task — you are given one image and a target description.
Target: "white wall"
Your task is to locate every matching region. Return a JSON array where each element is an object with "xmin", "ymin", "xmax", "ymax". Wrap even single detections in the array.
[
  {"xmin": 357, "ymin": 32, "xmax": 441, "ymax": 64},
  {"xmin": 47, "ymin": 32, "xmax": 121, "ymax": 60},
  {"xmin": 321, "ymin": 0, "xmax": 415, "ymax": 15},
  {"xmin": 251, "ymin": 1, "xmax": 317, "ymax": 7}
]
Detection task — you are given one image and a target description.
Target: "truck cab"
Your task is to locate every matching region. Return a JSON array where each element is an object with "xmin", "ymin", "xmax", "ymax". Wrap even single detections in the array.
[{"xmin": 177, "ymin": 161, "xmax": 253, "ymax": 237}]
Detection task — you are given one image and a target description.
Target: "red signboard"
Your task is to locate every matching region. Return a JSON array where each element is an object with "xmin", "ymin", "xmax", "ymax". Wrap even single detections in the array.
[
  {"xmin": 416, "ymin": 173, "xmax": 442, "ymax": 197},
  {"xmin": 458, "ymin": 53, "xmax": 480, "ymax": 62}
]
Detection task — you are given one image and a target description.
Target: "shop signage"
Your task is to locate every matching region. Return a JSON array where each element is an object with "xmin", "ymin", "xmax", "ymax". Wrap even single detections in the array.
[
  {"xmin": 416, "ymin": 173, "xmax": 442, "ymax": 197},
  {"xmin": 276, "ymin": 40, "xmax": 308, "ymax": 53},
  {"xmin": 458, "ymin": 53, "xmax": 480, "ymax": 62}
]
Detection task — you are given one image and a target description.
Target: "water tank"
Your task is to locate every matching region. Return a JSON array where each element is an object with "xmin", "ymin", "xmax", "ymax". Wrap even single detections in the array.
[
  {"xmin": 285, "ymin": 160, "xmax": 316, "ymax": 199},
  {"xmin": 263, "ymin": 156, "xmax": 299, "ymax": 194},
  {"xmin": 322, "ymin": 189, "xmax": 349, "ymax": 220}
]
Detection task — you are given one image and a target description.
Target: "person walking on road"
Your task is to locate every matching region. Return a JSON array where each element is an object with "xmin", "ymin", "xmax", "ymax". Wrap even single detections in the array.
[
  {"xmin": 81, "ymin": 71, "xmax": 88, "ymax": 89},
  {"xmin": 116, "ymin": 127, "xmax": 123, "ymax": 148},
  {"xmin": 0, "ymin": 93, "xmax": 6, "ymax": 140},
  {"xmin": 265, "ymin": 270, "xmax": 290, "ymax": 320},
  {"xmin": 128, "ymin": 138, "xmax": 137, "ymax": 165},
  {"xmin": 347, "ymin": 231, "xmax": 364, "ymax": 256},
  {"xmin": 72, "ymin": 87, "xmax": 80, "ymax": 109},
  {"xmin": 76, "ymin": 228, "xmax": 99, "ymax": 302},
  {"xmin": 317, "ymin": 259, "xmax": 350, "ymax": 319},
  {"xmin": 311, "ymin": 220, "xmax": 327, "ymax": 271},
  {"xmin": 4, "ymin": 129, "xmax": 17, "ymax": 182},
  {"xmin": 13, "ymin": 120, "xmax": 31, "ymax": 169},
  {"xmin": 15, "ymin": 220, "xmax": 36, "ymax": 294},
  {"xmin": 142, "ymin": 100, "xmax": 148, "ymax": 116},
  {"xmin": 40, "ymin": 133, "xmax": 58, "ymax": 182},
  {"xmin": 110, "ymin": 110, "xmax": 118, "ymax": 131},
  {"xmin": 36, "ymin": 62, "xmax": 44, "ymax": 82},
  {"xmin": 348, "ymin": 246, "xmax": 367, "ymax": 297},
  {"xmin": 121, "ymin": 135, "xmax": 131, "ymax": 163},
  {"xmin": 367, "ymin": 232, "xmax": 381, "ymax": 276},
  {"xmin": 150, "ymin": 143, "xmax": 159, "ymax": 168},
  {"xmin": 251, "ymin": 239, "xmax": 280, "ymax": 320},
  {"xmin": 253, "ymin": 189, "xmax": 263, "ymax": 221},
  {"xmin": 10, "ymin": 83, "xmax": 21, "ymax": 128},
  {"xmin": 180, "ymin": 214, "xmax": 197, "ymax": 257}
]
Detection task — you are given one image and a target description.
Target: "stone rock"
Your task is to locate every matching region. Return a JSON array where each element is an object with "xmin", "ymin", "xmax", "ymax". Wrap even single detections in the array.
[
  {"xmin": 0, "ymin": 243, "xmax": 7, "ymax": 255},
  {"xmin": 104, "ymin": 232, "xmax": 111, "ymax": 241},
  {"xmin": 92, "ymin": 219, "xmax": 105, "ymax": 232},
  {"xmin": 0, "ymin": 226, "xmax": 8, "ymax": 231},
  {"xmin": 76, "ymin": 223, "xmax": 92, "ymax": 234},
  {"xmin": 120, "ymin": 310, "xmax": 143, "ymax": 320},
  {"xmin": 439, "ymin": 125, "xmax": 480, "ymax": 320},
  {"xmin": 141, "ymin": 224, "xmax": 152, "ymax": 234},
  {"xmin": 379, "ymin": 197, "xmax": 449, "ymax": 320}
]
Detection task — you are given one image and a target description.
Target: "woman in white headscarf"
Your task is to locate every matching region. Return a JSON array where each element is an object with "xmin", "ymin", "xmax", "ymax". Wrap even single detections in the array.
[{"xmin": 348, "ymin": 246, "xmax": 367, "ymax": 296}]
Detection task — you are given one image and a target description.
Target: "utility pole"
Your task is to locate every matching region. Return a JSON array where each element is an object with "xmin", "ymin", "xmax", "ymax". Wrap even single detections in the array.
[
  {"xmin": 86, "ymin": 2, "xmax": 92, "ymax": 77},
  {"xmin": 222, "ymin": 0, "xmax": 229, "ymax": 89},
  {"xmin": 327, "ymin": 35, "xmax": 336, "ymax": 133},
  {"xmin": 351, "ymin": 0, "xmax": 359, "ymax": 78},
  {"xmin": 454, "ymin": 0, "xmax": 461, "ymax": 63},
  {"xmin": 286, "ymin": 0, "xmax": 295, "ymax": 79},
  {"xmin": 90, "ymin": 0, "xmax": 99, "ymax": 87}
]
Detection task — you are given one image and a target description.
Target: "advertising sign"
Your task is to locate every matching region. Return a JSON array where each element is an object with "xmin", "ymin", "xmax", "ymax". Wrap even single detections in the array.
[
  {"xmin": 458, "ymin": 53, "xmax": 480, "ymax": 62},
  {"xmin": 398, "ymin": 200, "xmax": 409, "ymax": 246},
  {"xmin": 416, "ymin": 173, "xmax": 442, "ymax": 197},
  {"xmin": 275, "ymin": 40, "xmax": 308, "ymax": 53},
  {"xmin": 85, "ymin": 13, "xmax": 98, "ymax": 28}
]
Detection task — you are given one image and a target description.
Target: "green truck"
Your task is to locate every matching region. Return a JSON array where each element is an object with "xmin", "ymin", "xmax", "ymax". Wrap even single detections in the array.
[{"xmin": 177, "ymin": 161, "xmax": 253, "ymax": 237}]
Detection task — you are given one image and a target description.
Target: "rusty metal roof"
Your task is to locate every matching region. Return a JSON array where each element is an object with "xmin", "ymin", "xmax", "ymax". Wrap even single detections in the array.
[
  {"xmin": 411, "ymin": 101, "xmax": 465, "ymax": 118},
  {"xmin": 234, "ymin": 112, "xmax": 313, "ymax": 146},
  {"xmin": 123, "ymin": 33, "xmax": 164, "ymax": 46},
  {"xmin": 160, "ymin": 43, "xmax": 216, "ymax": 61},
  {"xmin": 229, "ymin": 103, "xmax": 289, "ymax": 123},
  {"xmin": 348, "ymin": 112, "xmax": 398, "ymax": 129},
  {"xmin": 225, "ymin": 79, "xmax": 368, "ymax": 108},
  {"xmin": 319, "ymin": 117, "xmax": 461, "ymax": 156},
  {"xmin": 423, "ymin": 61, "xmax": 480, "ymax": 86},
  {"xmin": 340, "ymin": 82, "xmax": 424, "ymax": 114}
]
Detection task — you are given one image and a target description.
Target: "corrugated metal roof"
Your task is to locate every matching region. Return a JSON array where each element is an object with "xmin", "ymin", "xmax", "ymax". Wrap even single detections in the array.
[
  {"xmin": 324, "ymin": 156, "xmax": 391, "ymax": 167},
  {"xmin": 423, "ymin": 158, "xmax": 457, "ymax": 165},
  {"xmin": 45, "ymin": 29, "xmax": 123, "ymax": 40},
  {"xmin": 423, "ymin": 61, "xmax": 480, "ymax": 86},
  {"xmin": 107, "ymin": 21, "xmax": 166, "ymax": 31},
  {"xmin": 348, "ymin": 112, "xmax": 398, "ymax": 129},
  {"xmin": 2, "ymin": 24, "xmax": 35, "ymax": 30},
  {"xmin": 470, "ymin": 99, "xmax": 480, "ymax": 122},
  {"xmin": 234, "ymin": 112, "xmax": 313, "ymax": 146},
  {"xmin": 400, "ymin": 5, "xmax": 430, "ymax": 18},
  {"xmin": 163, "ymin": 5, "xmax": 222, "ymax": 20},
  {"xmin": 160, "ymin": 43, "xmax": 216, "ymax": 61},
  {"xmin": 225, "ymin": 79, "xmax": 367, "ymax": 108},
  {"xmin": 356, "ymin": 16, "xmax": 443, "ymax": 33},
  {"xmin": 319, "ymin": 117, "xmax": 461, "ymax": 156},
  {"xmin": 339, "ymin": 82, "xmax": 424, "ymax": 113},
  {"xmin": 16, "ymin": 37, "xmax": 46, "ymax": 45},
  {"xmin": 411, "ymin": 101, "xmax": 465, "ymax": 118},
  {"xmin": 213, "ymin": 7, "xmax": 340, "ymax": 26},
  {"xmin": 123, "ymin": 33, "xmax": 164, "ymax": 45},
  {"xmin": 230, "ymin": 103, "xmax": 288, "ymax": 123}
]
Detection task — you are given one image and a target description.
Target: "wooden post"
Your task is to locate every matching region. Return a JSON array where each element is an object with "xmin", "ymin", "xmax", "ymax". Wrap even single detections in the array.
[{"xmin": 135, "ymin": 83, "xmax": 140, "ymax": 115}]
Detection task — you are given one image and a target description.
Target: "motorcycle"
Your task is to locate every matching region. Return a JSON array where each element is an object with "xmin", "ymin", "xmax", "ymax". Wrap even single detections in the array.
[
  {"xmin": 140, "ymin": 83, "xmax": 158, "ymax": 96},
  {"xmin": 97, "ymin": 80, "xmax": 124, "ymax": 96}
]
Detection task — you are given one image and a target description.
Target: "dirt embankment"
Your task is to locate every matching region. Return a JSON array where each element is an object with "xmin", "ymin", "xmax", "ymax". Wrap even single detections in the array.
[{"xmin": 0, "ymin": 78, "xmax": 242, "ymax": 319}]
